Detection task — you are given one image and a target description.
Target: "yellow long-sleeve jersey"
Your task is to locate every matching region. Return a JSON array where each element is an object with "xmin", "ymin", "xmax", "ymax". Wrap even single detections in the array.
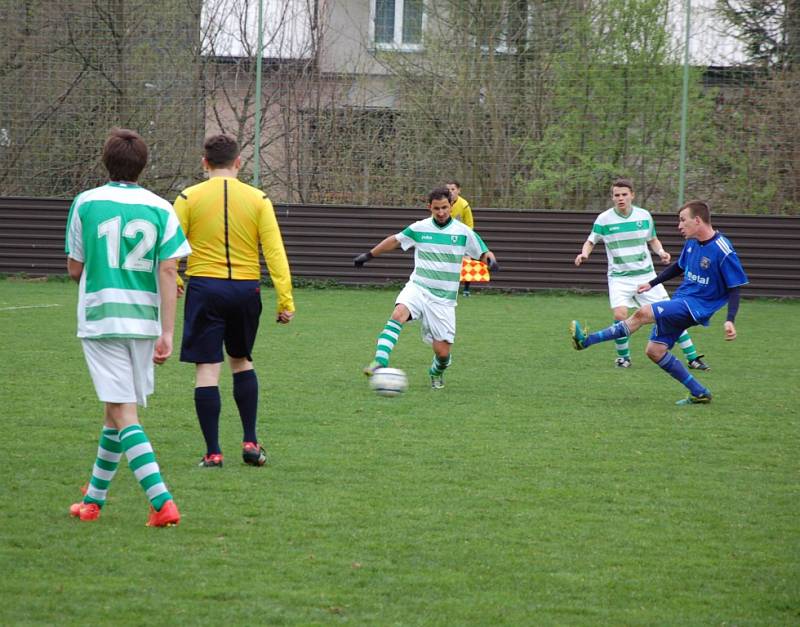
[
  {"xmin": 174, "ymin": 177, "xmax": 294, "ymax": 313},
  {"xmin": 450, "ymin": 196, "xmax": 474, "ymax": 229}
]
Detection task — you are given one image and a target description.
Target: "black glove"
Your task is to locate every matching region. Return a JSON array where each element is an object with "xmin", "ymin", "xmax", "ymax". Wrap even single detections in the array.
[
  {"xmin": 487, "ymin": 256, "xmax": 499, "ymax": 272},
  {"xmin": 354, "ymin": 251, "xmax": 373, "ymax": 267}
]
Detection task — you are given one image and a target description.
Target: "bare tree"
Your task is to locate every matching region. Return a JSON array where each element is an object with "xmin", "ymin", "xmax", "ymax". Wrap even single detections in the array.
[{"xmin": 0, "ymin": 0, "xmax": 203, "ymax": 198}]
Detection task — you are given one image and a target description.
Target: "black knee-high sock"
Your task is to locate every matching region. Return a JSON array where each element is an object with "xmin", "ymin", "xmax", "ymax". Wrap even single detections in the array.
[
  {"xmin": 195, "ymin": 386, "xmax": 221, "ymax": 455},
  {"xmin": 233, "ymin": 370, "xmax": 259, "ymax": 443}
]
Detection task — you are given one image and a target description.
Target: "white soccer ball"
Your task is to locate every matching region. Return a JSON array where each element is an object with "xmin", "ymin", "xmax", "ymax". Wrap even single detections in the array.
[{"xmin": 369, "ymin": 367, "xmax": 408, "ymax": 397}]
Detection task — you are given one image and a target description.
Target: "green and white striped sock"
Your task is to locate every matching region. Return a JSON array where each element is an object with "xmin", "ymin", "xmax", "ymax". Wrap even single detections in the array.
[
  {"xmin": 83, "ymin": 427, "xmax": 122, "ymax": 508},
  {"xmin": 429, "ymin": 354, "xmax": 452, "ymax": 376},
  {"xmin": 677, "ymin": 331, "xmax": 699, "ymax": 361},
  {"xmin": 614, "ymin": 337, "xmax": 630, "ymax": 359},
  {"xmin": 119, "ymin": 424, "xmax": 172, "ymax": 511},
  {"xmin": 374, "ymin": 319, "xmax": 403, "ymax": 367}
]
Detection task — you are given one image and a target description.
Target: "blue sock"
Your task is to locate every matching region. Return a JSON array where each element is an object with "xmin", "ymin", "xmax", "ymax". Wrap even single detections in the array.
[
  {"xmin": 583, "ymin": 321, "xmax": 630, "ymax": 348},
  {"xmin": 656, "ymin": 353, "xmax": 709, "ymax": 397},
  {"xmin": 233, "ymin": 370, "xmax": 259, "ymax": 443},
  {"xmin": 195, "ymin": 386, "xmax": 222, "ymax": 455}
]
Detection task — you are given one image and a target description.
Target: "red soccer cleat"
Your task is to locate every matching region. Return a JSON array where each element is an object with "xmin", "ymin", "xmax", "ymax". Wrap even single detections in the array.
[
  {"xmin": 146, "ymin": 499, "xmax": 181, "ymax": 527},
  {"xmin": 69, "ymin": 501, "xmax": 101, "ymax": 521},
  {"xmin": 198, "ymin": 453, "xmax": 223, "ymax": 468}
]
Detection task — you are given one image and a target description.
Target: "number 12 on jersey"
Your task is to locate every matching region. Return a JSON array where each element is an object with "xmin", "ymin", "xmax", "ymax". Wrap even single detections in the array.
[{"xmin": 98, "ymin": 216, "xmax": 157, "ymax": 272}]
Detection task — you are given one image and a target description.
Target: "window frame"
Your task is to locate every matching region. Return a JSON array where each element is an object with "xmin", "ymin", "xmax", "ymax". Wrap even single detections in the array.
[{"xmin": 369, "ymin": 0, "xmax": 425, "ymax": 51}]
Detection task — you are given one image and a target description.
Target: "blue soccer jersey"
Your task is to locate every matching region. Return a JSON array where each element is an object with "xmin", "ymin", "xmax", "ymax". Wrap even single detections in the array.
[{"xmin": 672, "ymin": 232, "xmax": 748, "ymax": 325}]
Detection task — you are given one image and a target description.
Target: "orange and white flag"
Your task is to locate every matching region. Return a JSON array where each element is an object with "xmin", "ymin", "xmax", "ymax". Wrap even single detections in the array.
[{"xmin": 460, "ymin": 258, "xmax": 491, "ymax": 282}]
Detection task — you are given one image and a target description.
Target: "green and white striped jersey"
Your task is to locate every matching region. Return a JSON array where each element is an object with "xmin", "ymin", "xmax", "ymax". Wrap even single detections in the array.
[
  {"xmin": 65, "ymin": 182, "xmax": 192, "ymax": 339},
  {"xmin": 587, "ymin": 206, "xmax": 657, "ymax": 278},
  {"xmin": 395, "ymin": 217, "xmax": 488, "ymax": 303}
]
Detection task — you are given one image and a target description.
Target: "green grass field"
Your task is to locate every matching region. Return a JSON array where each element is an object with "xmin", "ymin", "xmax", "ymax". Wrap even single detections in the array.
[{"xmin": 1, "ymin": 279, "xmax": 798, "ymax": 625}]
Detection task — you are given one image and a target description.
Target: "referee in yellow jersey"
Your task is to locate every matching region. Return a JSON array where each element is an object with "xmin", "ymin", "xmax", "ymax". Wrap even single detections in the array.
[
  {"xmin": 174, "ymin": 134, "xmax": 295, "ymax": 468},
  {"xmin": 446, "ymin": 180, "xmax": 475, "ymax": 296}
]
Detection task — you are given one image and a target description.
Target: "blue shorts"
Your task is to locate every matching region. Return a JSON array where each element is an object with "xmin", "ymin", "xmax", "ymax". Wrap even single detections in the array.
[
  {"xmin": 180, "ymin": 277, "xmax": 262, "ymax": 363},
  {"xmin": 649, "ymin": 299, "xmax": 697, "ymax": 348}
]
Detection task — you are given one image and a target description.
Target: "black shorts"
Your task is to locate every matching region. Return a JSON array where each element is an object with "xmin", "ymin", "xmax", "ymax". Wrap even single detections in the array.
[{"xmin": 180, "ymin": 277, "xmax": 262, "ymax": 363}]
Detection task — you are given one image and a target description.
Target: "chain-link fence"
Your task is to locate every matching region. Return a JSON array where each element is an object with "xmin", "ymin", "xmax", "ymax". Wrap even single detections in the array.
[{"xmin": 1, "ymin": 0, "xmax": 797, "ymax": 213}]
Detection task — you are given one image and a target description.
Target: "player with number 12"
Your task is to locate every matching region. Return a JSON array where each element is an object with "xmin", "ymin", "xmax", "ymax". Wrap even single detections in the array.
[{"xmin": 65, "ymin": 127, "xmax": 191, "ymax": 526}]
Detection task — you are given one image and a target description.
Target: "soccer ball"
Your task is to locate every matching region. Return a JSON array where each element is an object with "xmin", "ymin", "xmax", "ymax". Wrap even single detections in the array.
[{"xmin": 369, "ymin": 367, "xmax": 408, "ymax": 397}]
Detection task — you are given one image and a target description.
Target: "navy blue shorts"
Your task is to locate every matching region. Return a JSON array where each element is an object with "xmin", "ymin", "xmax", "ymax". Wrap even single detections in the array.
[
  {"xmin": 180, "ymin": 277, "xmax": 262, "ymax": 363},
  {"xmin": 649, "ymin": 299, "xmax": 697, "ymax": 348}
]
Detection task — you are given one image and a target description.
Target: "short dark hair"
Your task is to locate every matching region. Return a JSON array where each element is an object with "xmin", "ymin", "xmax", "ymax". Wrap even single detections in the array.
[
  {"xmin": 611, "ymin": 178, "xmax": 634, "ymax": 192},
  {"xmin": 102, "ymin": 127, "xmax": 147, "ymax": 182},
  {"xmin": 204, "ymin": 134, "xmax": 239, "ymax": 168},
  {"xmin": 446, "ymin": 179, "xmax": 461, "ymax": 189},
  {"xmin": 428, "ymin": 187, "xmax": 452, "ymax": 204},
  {"xmin": 680, "ymin": 200, "xmax": 711, "ymax": 224}
]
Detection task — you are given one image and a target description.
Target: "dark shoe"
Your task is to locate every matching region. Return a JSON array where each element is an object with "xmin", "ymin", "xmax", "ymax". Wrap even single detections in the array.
[
  {"xmin": 242, "ymin": 442, "xmax": 267, "ymax": 467},
  {"xmin": 687, "ymin": 355, "xmax": 710, "ymax": 371},
  {"xmin": 615, "ymin": 357, "xmax": 631, "ymax": 368}
]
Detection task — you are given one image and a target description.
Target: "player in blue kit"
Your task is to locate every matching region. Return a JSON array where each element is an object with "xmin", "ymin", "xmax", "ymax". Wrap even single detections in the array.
[{"xmin": 570, "ymin": 200, "xmax": 748, "ymax": 405}]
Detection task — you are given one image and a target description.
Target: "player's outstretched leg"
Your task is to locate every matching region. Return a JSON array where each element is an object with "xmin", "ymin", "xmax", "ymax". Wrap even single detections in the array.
[
  {"xmin": 429, "ymin": 354, "xmax": 451, "ymax": 390},
  {"xmin": 677, "ymin": 331, "xmax": 710, "ymax": 370},
  {"xmin": 571, "ymin": 320, "xmax": 630, "ymax": 350},
  {"xmin": 70, "ymin": 427, "xmax": 122, "ymax": 522},
  {"xmin": 118, "ymin": 424, "xmax": 180, "ymax": 527},
  {"xmin": 365, "ymin": 319, "xmax": 404, "ymax": 376},
  {"xmin": 653, "ymin": 352, "xmax": 712, "ymax": 405}
]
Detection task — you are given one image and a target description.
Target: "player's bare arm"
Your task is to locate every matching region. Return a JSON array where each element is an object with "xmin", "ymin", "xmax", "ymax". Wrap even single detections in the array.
[
  {"xmin": 649, "ymin": 237, "xmax": 671, "ymax": 264},
  {"xmin": 67, "ymin": 257, "xmax": 84, "ymax": 282},
  {"xmin": 154, "ymin": 258, "xmax": 178, "ymax": 364},
  {"xmin": 575, "ymin": 240, "xmax": 594, "ymax": 266}
]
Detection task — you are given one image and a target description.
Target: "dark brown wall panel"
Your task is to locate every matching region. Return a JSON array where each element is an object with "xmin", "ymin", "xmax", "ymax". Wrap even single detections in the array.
[{"xmin": 1, "ymin": 197, "xmax": 798, "ymax": 298}]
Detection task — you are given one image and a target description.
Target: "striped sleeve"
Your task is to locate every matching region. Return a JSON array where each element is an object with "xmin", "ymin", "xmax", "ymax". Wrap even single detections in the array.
[{"xmin": 159, "ymin": 209, "xmax": 191, "ymax": 261}]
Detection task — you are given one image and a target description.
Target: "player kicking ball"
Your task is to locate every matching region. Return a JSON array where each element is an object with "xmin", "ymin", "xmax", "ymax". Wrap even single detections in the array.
[
  {"xmin": 574, "ymin": 178, "xmax": 708, "ymax": 370},
  {"xmin": 354, "ymin": 187, "xmax": 498, "ymax": 389},
  {"xmin": 570, "ymin": 200, "xmax": 748, "ymax": 405}
]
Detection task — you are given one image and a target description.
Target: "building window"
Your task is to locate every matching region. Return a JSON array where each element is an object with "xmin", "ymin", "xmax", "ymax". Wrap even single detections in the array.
[{"xmin": 372, "ymin": 0, "xmax": 423, "ymax": 49}]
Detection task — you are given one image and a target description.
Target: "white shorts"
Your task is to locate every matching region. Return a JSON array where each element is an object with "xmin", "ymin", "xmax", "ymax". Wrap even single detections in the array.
[
  {"xmin": 608, "ymin": 276, "xmax": 669, "ymax": 309},
  {"xmin": 396, "ymin": 282, "xmax": 456, "ymax": 345},
  {"xmin": 81, "ymin": 338, "xmax": 156, "ymax": 406}
]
